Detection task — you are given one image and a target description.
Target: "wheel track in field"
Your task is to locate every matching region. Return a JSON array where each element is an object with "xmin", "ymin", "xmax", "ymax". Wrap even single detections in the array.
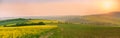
[{"xmin": 39, "ymin": 32, "xmax": 54, "ymax": 38}]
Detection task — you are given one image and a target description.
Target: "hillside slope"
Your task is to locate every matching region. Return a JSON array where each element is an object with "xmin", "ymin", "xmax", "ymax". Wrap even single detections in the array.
[
  {"xmin": 45, "ymin": 12, "xmax": 120, "ymax": 26},
  {"xmin": 0, "ymin": 12, "xmax": 120, "ymax": 26}
]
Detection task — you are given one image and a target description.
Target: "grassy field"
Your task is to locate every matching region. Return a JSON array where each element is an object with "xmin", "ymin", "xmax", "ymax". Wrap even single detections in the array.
[
  {"xmin": 1, "ymin": 23, "xmax": 120, "ymax": 38},
  {"xmin": 0, "ymin": 18, "xmax": 58, "ymax": 38},
  {"xmin": 1, "ymin": 18, "xmax": 120, "ymax": 38},
  {"xmin": 49, "ymin": 24, "xmax": 120, "ymax": 38},
  {"xmin": 0, "ymin": 25, "xmax": 57, "ymax": 38}
]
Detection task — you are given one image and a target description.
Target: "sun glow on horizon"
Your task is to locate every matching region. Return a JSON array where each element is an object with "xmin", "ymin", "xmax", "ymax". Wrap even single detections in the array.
[{"xmin": 100, "ymin": 0, "xmax": 118, "ymax": 12}]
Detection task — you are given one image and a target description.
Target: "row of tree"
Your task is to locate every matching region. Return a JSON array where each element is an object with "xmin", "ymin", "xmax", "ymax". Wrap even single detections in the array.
[
  {"xmin": 16, "ymin": 22, "xmax": 45, "ymax": 26},
  {"xmin": 3, "ymin": 22, "xmax": 46, "ymax": 27}
]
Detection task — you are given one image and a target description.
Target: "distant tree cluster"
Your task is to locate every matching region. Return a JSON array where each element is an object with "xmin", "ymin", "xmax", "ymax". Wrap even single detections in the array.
[
  {"xmin": 0, "ymin": 18, "xmax": 27, "ymax": 23},
  {"xmin": 16, "ymin": 22, "xmax": 45, "ymax": 26}
]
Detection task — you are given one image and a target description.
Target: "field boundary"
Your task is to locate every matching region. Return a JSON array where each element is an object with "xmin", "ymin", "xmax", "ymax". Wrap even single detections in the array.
[{"xmin": 39, "ymin": 29, "xmax": 56, "ymax": 38}]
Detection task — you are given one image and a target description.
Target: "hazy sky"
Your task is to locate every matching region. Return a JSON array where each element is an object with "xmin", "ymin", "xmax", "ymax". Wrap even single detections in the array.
[{"xmin": 0, "ymin": 0, "xmax": 120, "ymax": 17}]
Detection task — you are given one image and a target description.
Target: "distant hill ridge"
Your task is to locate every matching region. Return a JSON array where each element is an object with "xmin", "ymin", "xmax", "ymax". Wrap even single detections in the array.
[
  {"xmin": 0, "ymin": 11, "xmax": 120, "ymax": 26},
  {"xmin": 106, "ymin": 12, "xmax": 120, "ymax": 17}
]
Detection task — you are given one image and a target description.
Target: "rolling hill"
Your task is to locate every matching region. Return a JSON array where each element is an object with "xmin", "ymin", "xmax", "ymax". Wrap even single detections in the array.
[
  {"xmin": 0, "ymin": 12, "xmax": 120, "ymax": 26},
  {"xmin": 43, "ymin": 11, "xmax": 120, "ymax": 26}
]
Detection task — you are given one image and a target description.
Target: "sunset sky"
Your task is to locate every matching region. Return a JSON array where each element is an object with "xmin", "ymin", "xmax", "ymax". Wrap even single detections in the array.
[{"xmin": 0, "ymin": 0, "xmax": 120, "ymax": 17}]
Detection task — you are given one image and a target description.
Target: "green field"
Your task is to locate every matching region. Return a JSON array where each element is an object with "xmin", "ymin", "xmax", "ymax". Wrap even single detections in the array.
[
  {"xmin": 1, "ymin": 18, "xmax": 120, "ymax": 38},
  {"xmin": 49, "ymin": 24, "xmax": 120, "ymax": 38}
]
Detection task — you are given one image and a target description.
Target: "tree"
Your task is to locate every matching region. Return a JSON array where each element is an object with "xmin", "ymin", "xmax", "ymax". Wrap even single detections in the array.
[{"xmin": 38, "ymin": 22, "xmax": 45, "ymax": 25}]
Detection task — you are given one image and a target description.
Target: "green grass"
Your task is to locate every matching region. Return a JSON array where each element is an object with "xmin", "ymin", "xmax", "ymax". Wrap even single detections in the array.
[
  {"xmin": 0, "ymin": 19, "xmax": 58, "ymax": 27},
  {"xmin": 49, "ymin": 24, "xmax": 120, "ymax": 38},
  {"xmin": 1, "ymin": 18, "xmax": 120, "ymax": 38}
]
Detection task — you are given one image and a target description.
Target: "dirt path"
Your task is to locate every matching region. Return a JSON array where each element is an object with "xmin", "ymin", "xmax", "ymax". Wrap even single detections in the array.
[{"xmin": 39, "ymin": 32, "xmax": 54, "ymax": 38}]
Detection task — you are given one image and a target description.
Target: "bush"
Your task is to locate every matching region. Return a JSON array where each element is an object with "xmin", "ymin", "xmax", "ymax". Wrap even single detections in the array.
[
  {"xmin": 38, "ymin": 22, "xmax": 45, "ymax": 25},
  {"xmin": 15, "ymin": 22, "xmax": 46, "ymax": 26}
]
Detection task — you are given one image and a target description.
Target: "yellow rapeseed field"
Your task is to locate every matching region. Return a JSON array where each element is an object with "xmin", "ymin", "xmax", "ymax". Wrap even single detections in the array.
[
  {"xmin": 0, "ymin": 25, "xmax": 57, "ymax": 38},
  {"xmin": 27, "ymin": 19, "xmax": 58, "ymax": 24}
]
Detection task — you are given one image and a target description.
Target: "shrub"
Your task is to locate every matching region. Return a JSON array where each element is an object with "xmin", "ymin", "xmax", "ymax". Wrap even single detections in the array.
[{"xmin": 15, "ymin": 22, "xmax": 46, "ymax": 26}]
